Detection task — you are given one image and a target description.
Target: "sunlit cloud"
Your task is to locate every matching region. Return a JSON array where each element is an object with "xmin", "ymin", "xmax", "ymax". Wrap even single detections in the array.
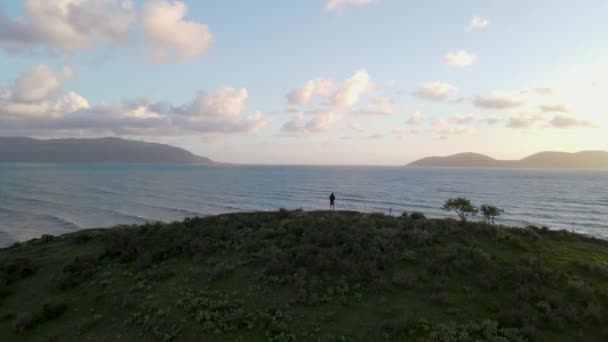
[
  {"xmin": 444, "ymin": 50, "xmax": 477, "ymax": 67},
  {"xmin": 0, "ymin": 0, "xmax": 212, "ymax": 64},
  {"xmin": 467, "ymin": 16, "xmax": 489, "ymax": 31},
  {"xmin": 0, "ymin": 65, "xmax": 268, "ymax": 135},
  {"xmin": 414, "ymin": 82, "xmax": 457, "ymax": 101},
  {"xmin": 406, "ymin": 112, "xmax": 424, "ymax": 125},
  {"xmin": 473, "ymin": 91, "xmax": 526, "ymax": 109}
]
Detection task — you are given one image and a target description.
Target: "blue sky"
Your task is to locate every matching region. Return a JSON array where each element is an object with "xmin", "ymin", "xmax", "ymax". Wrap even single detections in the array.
[{"xmin": 0, "ymin": 0, "xmax": 607, "ymax": 164}]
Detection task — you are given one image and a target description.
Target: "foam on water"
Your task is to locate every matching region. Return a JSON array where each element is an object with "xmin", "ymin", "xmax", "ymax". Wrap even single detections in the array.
[{"xmin": 0, "ymin": 163, "xmax": 607, "ymax": 247}]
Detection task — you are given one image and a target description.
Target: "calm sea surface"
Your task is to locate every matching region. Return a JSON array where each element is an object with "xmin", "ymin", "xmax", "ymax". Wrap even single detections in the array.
[{"xmin": 0, "ymin": 163, "xmax": 606, "ymax": 247}]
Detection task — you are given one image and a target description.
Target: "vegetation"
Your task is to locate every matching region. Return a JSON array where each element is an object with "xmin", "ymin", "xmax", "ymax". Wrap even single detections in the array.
[
  {"xmin": 481, "ymin": 204, "xmax": 505, "ymax": 224},
  {"xmin": 1, "ymin": 210, "xmax": 608, "ymax": 341},
  {"xmin": 442, "ymin": 197, "xmax": 479, "ymax": 223}
]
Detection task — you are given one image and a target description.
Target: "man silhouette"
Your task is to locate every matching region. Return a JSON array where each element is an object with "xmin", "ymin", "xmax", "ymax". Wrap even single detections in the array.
[{"xmin": 329, "ymin": 192, "xmax": 336, "ymax": 211}]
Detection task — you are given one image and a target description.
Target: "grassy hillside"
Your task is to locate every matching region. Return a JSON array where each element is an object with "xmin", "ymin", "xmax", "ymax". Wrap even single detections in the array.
[{"xmin": 1, "ymin": 210, "xmax": 608, "ymax": 341}]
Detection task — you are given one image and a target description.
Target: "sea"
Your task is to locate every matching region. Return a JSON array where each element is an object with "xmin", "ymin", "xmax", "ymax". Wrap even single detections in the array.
[{"xmin": 0, "ymin": 163, "xmax": 606, "ymax": 247}]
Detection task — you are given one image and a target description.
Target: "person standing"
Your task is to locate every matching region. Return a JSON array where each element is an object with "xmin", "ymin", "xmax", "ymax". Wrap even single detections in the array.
[{"xmin": 329, "ymin": 192, "xmax": 336, "ymax": 211}]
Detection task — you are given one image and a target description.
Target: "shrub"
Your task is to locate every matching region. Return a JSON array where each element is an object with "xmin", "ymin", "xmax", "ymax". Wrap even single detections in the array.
[
  {"xmin": 480, "ymin": 204, "xmax": 504, "ymax": 224},
  {"xmin": 42, "ymin": 299, "xmax": 68, "ymax": 320},
  {"xmin": 56, "ymin": 256, "xmax": 97, "ymax": 290},
  {"xmin": 13, "ymin": 312, "xmax": 35, "ymax": 333},
  {"xmin": 442, "ymin": 198, "xmax": 478, "ymax": 223},
  {"xmin": 410, "ymin": 212, "xmax": 426, "ymax": 220}
]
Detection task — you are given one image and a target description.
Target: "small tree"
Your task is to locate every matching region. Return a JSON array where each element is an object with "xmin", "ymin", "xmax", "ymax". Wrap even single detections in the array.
[
  {"xmin": 442, "ymin": 197, "xmax": 478, "ymax": 223},
  {"xmin": 480, "ymin": 204, "xmax": 504, "ymax": 224}
]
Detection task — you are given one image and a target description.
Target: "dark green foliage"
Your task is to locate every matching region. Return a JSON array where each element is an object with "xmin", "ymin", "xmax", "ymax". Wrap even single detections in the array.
[
  {"xmin": 41, "ymin": 299, "xmax": 68, "ymax": 320},
  {"xmin": 442, "ymin": 197, "xmax": 479, "ymax": 223},
  {"xmin": 480, "ymin": 204, "xmax": 504, "ymax": 224},
  {"xmin": 56, "ymin": 256, "xmax": 97, "ymax": 290},
  {"xmin": 409, "ymin": 212, "xmax": 426, "ymax": 220},
  {"xmin": 128, "ymin": 304, "xmax": 183, "ymax": 341},
  {"xmin": 1, "ymin": 210, "xmax": 608, "ymax": 341}
]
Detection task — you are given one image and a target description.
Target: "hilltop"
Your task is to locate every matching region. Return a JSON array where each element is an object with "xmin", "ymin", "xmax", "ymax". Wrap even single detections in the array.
[
  {"xmin": 408, "ymin": 151, "xmax": 608, "ymax": 168},
  {"xmin": 1, "ymin": 210, "xmax": 608, "ymax": 341},
  {"xmin": 0, "ymin": 137, "xmax": 212, "ymax": 164}
]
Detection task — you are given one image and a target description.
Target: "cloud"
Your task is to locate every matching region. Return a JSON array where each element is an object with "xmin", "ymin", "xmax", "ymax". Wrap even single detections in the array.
[
  {"xmin": 0, "ymin": 0, "xmax": 135, "ymax": 53},
  {"xmin": 506, "ymin": 112, "xmax": 546, "ymax": 129},
  {"xmin": 473, "ymin": 91, "xmax": 526, "ymax": 109},
  {"xmin": 550, "ymin": 115, "xmax": 595, "ymax": 128},
  {"xmin": 449, "ymin": 114, "xmax": 474, "ymax": 125},
  {"xmin": 332, "ymin": 69, "xmax": 372, "ymax": 107},
  {"xmin": 0, "ymin": 1, "xmax": 213, "ymax": 63},
  {"xmin": 467, "ymin": 16, "xmax": 489, "ymax": 31},
  {"xmin": 325, "ymin": 0, "xmax": 377, "ymax": 11},
  {"xmin": 432, "ymin": 118, "xmax": 473, "ymax": 140},
  {"xmin": 0, "ymin": 65, "xmax": 267, "ymax": 135},
  {"xmin": 140, "ymin": 0, "xmax": 213, "ymax": 63},
  {"xmin": 287, "ymin": 69, "xmax": 371, "ymax": 109},
  {"xmin": 406, "ymin": 112, "xmax": 424, "ymax": 125},
  {"xmin": 414, "ymin": 82, "xmax": 457, "ymax": 101},
  {"xmin": 351, "ymin": 97, "xmax": 393, "ymax": 115},
  {"xmin": 539, "ymin": 104, "xmax": 568, "ymax": 113},
  {"xmin": 286, "ymin": 78, "xmax": 335, "ymax": 105},
  {"xmin": 281, "ymin": 110, "xmax": 339, "ymax": 134},
  {"xmin": 444, "ymin": 50, "xmax": 477, "ymax": 67},
  {"xmin": 10, "ymin": 64, "xmax": 73, "ymax": 103}
]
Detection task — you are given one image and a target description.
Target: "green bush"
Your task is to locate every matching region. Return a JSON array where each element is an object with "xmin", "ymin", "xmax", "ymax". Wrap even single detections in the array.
[
  {"xmin": 410, "ymin": 212, "xmax": 426, "ymax": 220},
  {"xmin": 56, "ymin": 256, "xmax": 97, "ymax": 290}
]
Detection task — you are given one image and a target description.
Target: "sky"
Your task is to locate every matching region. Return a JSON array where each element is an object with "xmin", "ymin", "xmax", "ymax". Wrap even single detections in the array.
[{"xmin": 0, "ymin": 0, "xmax": 607, "ymax": 165}]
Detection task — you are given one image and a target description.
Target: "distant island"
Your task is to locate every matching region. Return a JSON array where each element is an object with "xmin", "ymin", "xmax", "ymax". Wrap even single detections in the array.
[
  {"xmin": 408, "ymin": 151, "xmax": 608, "ymax": 169},
  {"xmin": 0, "ymin": 137, "xmax": 213, "ymax": 164}
]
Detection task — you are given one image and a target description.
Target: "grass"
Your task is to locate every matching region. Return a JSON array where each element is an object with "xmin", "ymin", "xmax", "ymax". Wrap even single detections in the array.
[{"xmin": 1, "ymin": 209, "xmax": 608, "ymax": 341}]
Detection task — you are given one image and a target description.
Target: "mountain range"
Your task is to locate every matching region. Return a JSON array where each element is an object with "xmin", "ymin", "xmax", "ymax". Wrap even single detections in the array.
[
  {"xmin": 0, "ymin": 137, "xmax": 212, "ymax": 164},
  {"xmin": 408, "ymin": 151, "xmax": 608, "ymax": 169}
]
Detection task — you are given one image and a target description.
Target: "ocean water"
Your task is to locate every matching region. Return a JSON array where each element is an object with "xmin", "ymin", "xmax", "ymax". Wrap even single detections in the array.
[{"xmin": 0, "ymin": 163, "xmax": 606, "ymax": 247}]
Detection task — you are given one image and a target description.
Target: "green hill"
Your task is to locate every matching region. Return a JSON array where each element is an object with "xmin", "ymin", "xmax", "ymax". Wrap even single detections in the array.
[{"xmin": 1, "ymin": 210, "xmax": 608, "ymax": 341}]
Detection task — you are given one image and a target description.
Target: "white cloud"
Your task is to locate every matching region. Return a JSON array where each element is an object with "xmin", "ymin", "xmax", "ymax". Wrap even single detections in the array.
[
  {"xmin": 140, "ymin": 0, "xmax": 213, "ymax": 63},
  {"xmin": 414, "ymin": 82, "xmax": 457, "ymax": 101},
  {"xmin": 467, "ymin": 16, "xmax": 489, "ymax": 31},
  {"xmin": 0, "ymin": 65, "xmax": 267, "ymax": 135},
  {"xmin": 286, "ymin": 78, "xmax": 335, "ymax": 105},
  {"xmin": 473, "ymin": 91, "xmax": 526, "ymax": 109},
  {"xmin": 432, "ymin": 118, "xmax": 473, "ymax": 140},
  {"xmin": 351, "ymin": 96, "xmax": 393, "ymax": 115},
  {"xmin": 286, "ymin": 70, "xmax": 371, "ymax": 109},
  {"xmin": 406, "ymin": 112, "xmax": 424, "ymax": 125},
  {"xmin": 332, "ymin": 69, "xmax": 372, "ymax": 107},
  {"xmin": 0, "ymin": 1, "xmax": 213, "ymax": 63},
  {"xmin": 506, "ymin": 112, "xmax": 546, "ymax": 129},
  {"xmin": 188, "ymin": 87, "xmax": 248, "ymax": 118},
  {"xmin": 539, "ymin": 104, "xmax": 568, "ymax": 113},
  {"xmin": 550, "ymin": 115, "xmax": 595, "ymax": 128},
  {"xmin": 444, "ymin": 50, "xmax": 477, "ymax": 67},
  {"xmin": 10, "ymin": 64, "xmax": 72, "ymax": 103},
  {"xmin": 449, "ymin": 114, "xmax": 474, "ymax": 125},
  {"xmin": 306, "ymin": 110, "xmax": 339, "ymax": 132},
  {"xmin": 0, "ymin": 0, "xmax": 135, "ymax": 53},
  {"xmin": 281, "ymin": 110, "xmax": 340, "ymax": 134},
  {"xmin": 325, "ymin": 0, "xmax": 377, "ymax": 11}
]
